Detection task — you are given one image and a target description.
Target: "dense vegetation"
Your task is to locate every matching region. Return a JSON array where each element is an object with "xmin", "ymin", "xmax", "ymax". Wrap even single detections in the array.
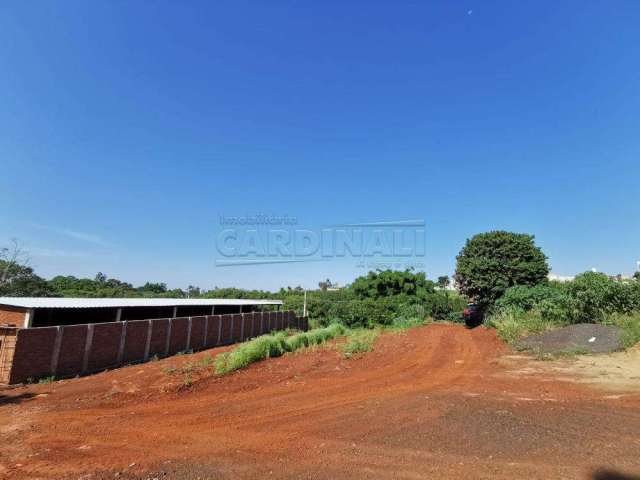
[
  {"xmin": 487, "ymin": 272, "xmax": 640, "ymax": 347},
  {"xmin": 454, "ymin": 231, "xmax": 549, "ymax": 309},
  {"xmin": 281, "ymin": 270, "xmax": 467, "ymax": 328}
]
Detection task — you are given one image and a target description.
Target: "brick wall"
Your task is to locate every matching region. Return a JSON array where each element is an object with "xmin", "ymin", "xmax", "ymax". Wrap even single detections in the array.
[
  {"xmin": 0, "ymin": 306, "xmax": 26, "ymax": 327},
  {"xmin": 3, "ymin": 311, "xmax": 304, "ymax": 385}
]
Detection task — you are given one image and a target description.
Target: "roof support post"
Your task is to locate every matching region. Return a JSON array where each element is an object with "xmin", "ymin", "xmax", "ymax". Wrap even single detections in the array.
[
  {"xmin": 23, "ymin": 309, "xmax": 34, "ymax": 328},
  {"xmin": 172, "ymin": 306, "xmax": 178, "ymax": 318},
  {"xmin": 115, "ymin": 308, "xmax": 122, "ymax": 322}
]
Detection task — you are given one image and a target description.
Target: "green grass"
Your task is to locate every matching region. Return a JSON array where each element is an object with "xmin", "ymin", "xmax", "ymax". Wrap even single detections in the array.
[
  {"xmin": 214, "ymin": 324, "xmax": 348, "ymax": 375},
  {"xmin": 340, "ymin": 329, "xmax": 380, "ymax": 358},
  {"xmin": 603, "ymin": 312, "xmax": 640, "ymax": 349},
  {"xmin": 487, "ymin": 307, "xmax": 640, "ymax": 351},
  {"xmin": 38, "ymin": 376, "xmax": 56, "ymax": 384},
  {"xmin": 485, "ymin": 308, "xmax": 565, "ymax": 344}
]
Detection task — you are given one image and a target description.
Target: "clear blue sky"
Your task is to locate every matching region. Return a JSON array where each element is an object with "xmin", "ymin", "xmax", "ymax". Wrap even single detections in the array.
[{"xmin": 1, "ymin": 1, "xmax": 639, "ymax": 291}]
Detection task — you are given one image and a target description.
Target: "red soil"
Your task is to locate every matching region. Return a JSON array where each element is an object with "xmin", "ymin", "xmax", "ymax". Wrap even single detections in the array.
[{"xmin": 1, "ymin": 324, "xmax": 639, "ymax": 479}]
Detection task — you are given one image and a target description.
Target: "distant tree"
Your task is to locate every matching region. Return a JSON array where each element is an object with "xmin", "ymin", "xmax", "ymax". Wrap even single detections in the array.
[
  {"xmin": 94, "ymin": 272, "xmax": 107, "ymax": 283},
  {"xmin": 138, "ymin": 282, "xmax": 168, "ymax": 295},
  {"xmin": 0, "ymin": 240, "xmax": 54, "ymax": 297},
  {"xmin": 634, "ymin": 271, "xmax": 640, "ymax": 281},
  {"xmin": 318, "ymin": 278, "xmax": 333, "ymax": 291},
  {"xmin": 187, "ymin": 285, "xmax": 201, "ymax": 298},
  {"xmin": 437, "ymin": 276, "xmax": 450, "ymax": 290},
  {"xmin": 454, "ymin": 231, "xmax": 549, "ymax": 308}
]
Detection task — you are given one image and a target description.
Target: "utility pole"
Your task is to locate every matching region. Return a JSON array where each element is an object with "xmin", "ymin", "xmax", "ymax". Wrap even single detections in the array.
[{"xmin": 303, "ymin": 290, "xmax": 307, "ymax": 317}]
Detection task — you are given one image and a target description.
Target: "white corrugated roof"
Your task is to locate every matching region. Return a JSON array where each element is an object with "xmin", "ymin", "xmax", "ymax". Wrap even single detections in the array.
[{"xmin": 0, "ymin": 297, "xmax": 283, "ymax": 309}]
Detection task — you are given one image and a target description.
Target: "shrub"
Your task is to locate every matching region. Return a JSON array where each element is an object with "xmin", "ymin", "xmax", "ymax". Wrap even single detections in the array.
[
  {"xmin": 454, "ymin": 231, "xmax": 549, "ymax": 308},
  {"xmin": 494, "ymin": 283, "xmax": 572, "ymax": 322},
  {"xmin": 567, "ymin": 272, "xmax": 639, "ymax": 322}
]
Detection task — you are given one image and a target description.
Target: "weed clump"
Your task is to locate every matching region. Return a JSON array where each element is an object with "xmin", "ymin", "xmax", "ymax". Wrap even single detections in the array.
[
  {"xmin": 341, "ymin": 329, "xmax": 380, "ymax": 358},
  {"xmin": 215, "ymin": 324, "xmax": 347, "ymax": 375}
]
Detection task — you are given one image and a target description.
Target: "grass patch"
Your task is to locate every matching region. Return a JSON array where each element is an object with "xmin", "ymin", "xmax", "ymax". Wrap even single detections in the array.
[
  {"xmin": 486, "ymin": 308, "xmax": 564, "ymax": 344},
  {"xmin": 38, "ymin": 376, "xmax": 56, "ymax": 384},
  {"xmin": 214, "ymin": 324, "xmax": 348, "ymax": 375},
  {"xmin": 341, "ymin": 329, "xmax": 380, "ymax": 358},
  {"xmin": 603, "ymin": 312, "xmax": 640, "ymax": 349}
]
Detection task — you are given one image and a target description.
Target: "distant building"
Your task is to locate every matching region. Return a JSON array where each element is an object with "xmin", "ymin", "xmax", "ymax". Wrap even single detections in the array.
[{"xmin": 548, "ymin": 273, "xmax": 575, "ymax": 282}]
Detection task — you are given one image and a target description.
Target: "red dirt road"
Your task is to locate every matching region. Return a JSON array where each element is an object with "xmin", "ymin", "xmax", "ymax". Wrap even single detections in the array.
[{"xmin": 1, "ymin": 324, "xmax": 639, "ymax": 479}]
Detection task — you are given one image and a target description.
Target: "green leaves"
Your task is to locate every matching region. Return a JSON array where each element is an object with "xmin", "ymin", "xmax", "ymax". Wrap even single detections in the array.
[{"xmin": 454, "ymin": 231, "xmax": 549, "ymax": 308}]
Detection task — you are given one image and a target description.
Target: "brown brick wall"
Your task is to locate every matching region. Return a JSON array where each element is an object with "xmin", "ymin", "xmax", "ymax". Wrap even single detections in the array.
[
  {"xmin": 189, "ymin": 316, "xmax": 206, "ymax": 351},
  {"xmin": 168, "ymin": 317, "xmax": 189, "ymax": 355},
  {"xmin": 245, "ymin": 312, "xmax": 256, "ymax": 339},
  {"xmin": 4, "ymin": 311, "xmax": 301, "ymax": 384},
  {"xmin": 257, "ymin": 312, "xmax": 266, "ymax": 335},
  {"xmin": 123, "ymin": 320, "xmax": 149, "ymax": 363},
  {"xmin": 231, "ymin": 314, "xmax": 243, "ymax": 342},
  {"xmin": 57, "ymin": 325, "xmax": 88, "ymax": 377},
  {"xmin": 9, "ymin": 327, "xmax": 57, "ymax": 383},
  {"xmin": 0, "ymin": 306, "xmax": 26, "ymax": 327},
  {"xmin": 87, "ymin": 323, "xmax": 123, "ymax": 371},
  {"xmin": 148, "ymin": 319, "xmax": 169, "ymax": 357},
  {"xmin": 205, "ymin": 315, "xmax": 221, "ymax": 347},
  {"xmin": 220, "ymin": 315, "xmax": 233, "ymax": 345}
]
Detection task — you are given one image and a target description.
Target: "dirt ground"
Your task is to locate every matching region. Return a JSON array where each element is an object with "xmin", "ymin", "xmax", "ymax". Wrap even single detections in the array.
[{"xmin": 1, "ymin": 324, "xmax": 639, "ymax": 480}]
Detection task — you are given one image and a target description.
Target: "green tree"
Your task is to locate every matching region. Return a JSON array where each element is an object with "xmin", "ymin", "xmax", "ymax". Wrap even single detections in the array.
[
  {"xmin": 454, "ymin": 231, "xmax": 549, "ymax": 308},
  {"xmin": 437, "ymin": 275, "xmax": 450, "ymax": 290},
  {"xmin": 0, "ymin": 241, "xmax": 54, "ymax": 296},
  {"xmin": 138, "ymin": 282, "xmax": 168, "ymax": 295},
  {"xmin": 350, "ymin": 269, "xmax": 435, "ymax": 300},
  {"xmin": 0, "ymin": 260, "xmax": 54, "ymax": 297}
]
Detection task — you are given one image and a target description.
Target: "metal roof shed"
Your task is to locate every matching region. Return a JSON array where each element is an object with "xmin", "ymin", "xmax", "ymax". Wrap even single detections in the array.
[{"xmin": 0, "ymin": 297, "xmax": 283, "ymax": 328}]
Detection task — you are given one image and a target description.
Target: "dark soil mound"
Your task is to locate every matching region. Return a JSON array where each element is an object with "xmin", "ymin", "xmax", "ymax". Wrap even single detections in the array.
[{"xmin": 517, "ymin": 323, "xmax": 623, "ymax": 354}]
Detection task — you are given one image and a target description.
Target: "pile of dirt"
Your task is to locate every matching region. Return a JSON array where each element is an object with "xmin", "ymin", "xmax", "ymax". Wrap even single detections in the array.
[{"xmin": 517, "ymin": 323, "xmax": 623, "ymax": 354}]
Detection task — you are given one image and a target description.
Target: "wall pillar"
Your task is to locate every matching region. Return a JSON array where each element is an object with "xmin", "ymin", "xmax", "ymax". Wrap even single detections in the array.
[{"xmin": 23, "ymin": 309, "xmax": 34, "ymax": 328}]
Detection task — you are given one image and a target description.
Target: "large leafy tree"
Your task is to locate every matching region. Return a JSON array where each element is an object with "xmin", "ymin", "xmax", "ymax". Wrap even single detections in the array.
[{"xmin": 454, "ymin": 231, "xmax": 549, "ymax": 308}]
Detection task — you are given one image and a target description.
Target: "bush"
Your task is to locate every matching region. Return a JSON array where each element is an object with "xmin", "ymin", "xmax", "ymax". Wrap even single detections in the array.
[
  {"xmin": 567, "ymin": 272, "xmax": 639, "ymax": 322},
  {"xmin": 494, "ymin": 283, "xmax": 572, "ymax": 322},
  {"xmin": 454, "ymin": 231, "xmax": 549, "ymax": 308},
  {"xmin": 488, "ymin": 274, "xmax": 640, "ymax": 348}
]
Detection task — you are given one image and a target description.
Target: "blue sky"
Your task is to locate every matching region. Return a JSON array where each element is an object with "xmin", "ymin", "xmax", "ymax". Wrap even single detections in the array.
[{"xmin": 1, "ymin": 1, "xmax": 639, "ymax": 290}]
